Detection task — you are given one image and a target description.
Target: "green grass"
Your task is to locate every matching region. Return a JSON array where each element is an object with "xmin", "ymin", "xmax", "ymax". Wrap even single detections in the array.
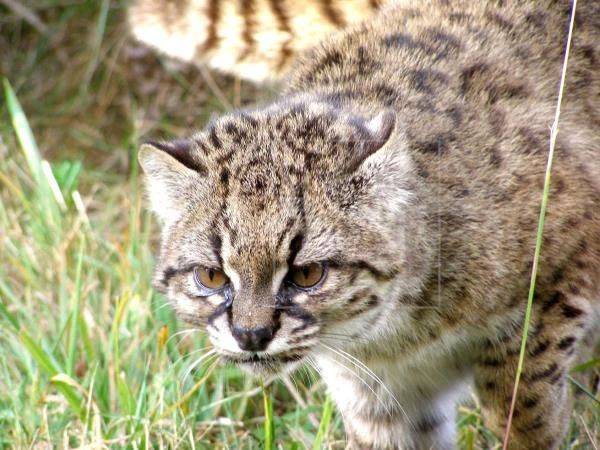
[
  {"xmin": 0, "ymin": 2, "xmax": 598, "ymax": 449},
  {"xmin": 0, "ymin": 76, "xmax": 337, "ymax": 448}
]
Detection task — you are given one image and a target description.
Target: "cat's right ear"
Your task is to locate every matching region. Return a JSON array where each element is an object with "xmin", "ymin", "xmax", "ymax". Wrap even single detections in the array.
[{"xmin": 138, "ymin": 141, "xmax": 204, "ymax": 224}]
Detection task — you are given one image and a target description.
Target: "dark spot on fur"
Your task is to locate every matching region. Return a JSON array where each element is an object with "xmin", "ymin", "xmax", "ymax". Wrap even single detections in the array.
[
  {"xmin": 486, "ymin": 12, "xmax": 513, "ymax": 30},
  {"xmin": 557, "ymin": 336, "xmax": 576, "ymax": 350},
  {"xmin": 567, "ymin": 283, "xmax": 580, "ymax": 295},
  {"xmin": 446, "ymin": 106, "xmax": 463, "ymax": 126},
  {"xmin": 561, "ymin": 303, "xmax": 584, "ymax": 319},
  {"xmin": 524, "ymin": 11, "xmax": 547, "ymax": 29},
  {"xmin": 461, "ymin": 62, "xmax": 529, "ymax": 104},
  {"xmin": 517, "ymin": 127, "xmax": 542, "ymax": 154},
  {"xmin": 219, "ymin": 168, "xmax": 229, "ymax": 184},
  {"xmin": 383, "ymin": 33, "xmax": 420, "ymax": 50},
  {"xmin": 516, "ymin": 413, "xmax": 544, "ymax": 431},
  {"xmin": 347, "ymin": 293, "xmax": 363, "ymax": 304},
  {"xmin": 367, "ymin": 295, "xmax": 380, "ymax": 307},
  {"xmin": 422, "ymin": 28, "xmax": 461, "ymax": 60},
  {"xmin": 408, "ymin": 69, "xmax": 448, "ymax": 94},
  {"xmin": 549, "ymin": 370, "xmax": 563, "ymax": 384},
  {"xmin": 480, "ymin": 357, "xmax": 503, "ymax": 367},
  {"xmin": 551, "ymin": 268, "xmax": 565, "ymax": 285},
  {"xmin": 414, "ymin": 414, "xmax": 443, "ymax": 433},
  {"xmin": 525, "ymin": 363, "xmax": 559, "ymax": 382},
  {"xmin": 372, "ymin": 83, "xmax": 399, "ymax": 106},
  {"xmin": 448, "ymin": 12, "xmax": 472, "ymax": 24},
  {"xmin": 542, "ymin": 291, "xmax": 565, "ymax": 312},
  {"xmin": 416, "ymin": 163, "xmax": 430, "ymax": 178},
  {"xmin": 224, "ymin": 122, "xmax": 239, "ymax": 135},
  {"xmin": 489, "ymin": 146, "xmax": 502, "ymax": 167},
  {"xmin": 414, "ymin": 135, "xmax": 451, "ymax": 154},
  {"xmin": 522, "ymin": 395, "xmax": 539, "ymax": 408},
  {"xmin": 460, "ymin": 62, "xmax": 490, "ymax": 95},
  {"xmin": 553, "ymin": 178, "xmax": 565, "ymax": 194},
  {"xmin": 305, "ymin": 49, "xmax": 343, "ymax": 82},
  {"xmin": 209, "ymin": 127, "xmax": 222, "ymax": 149},
  {"xmin": 530, "ymin": 339, "xmax": 550, "ymax": 357},
  {"xmin": 489, "ymin": 107, "xmax": 506, "ymax": 133}
]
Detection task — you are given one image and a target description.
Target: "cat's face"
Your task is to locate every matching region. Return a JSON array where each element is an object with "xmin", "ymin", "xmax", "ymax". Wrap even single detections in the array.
[{"xmin": 140, "ymin": 101, "xmax": 429, "ymax": 375}]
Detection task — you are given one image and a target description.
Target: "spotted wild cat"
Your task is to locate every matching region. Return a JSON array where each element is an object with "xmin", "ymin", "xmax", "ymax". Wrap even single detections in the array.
[{"xmin": 136, "ymin": 0, "xmax": 600, "ymax": 448}]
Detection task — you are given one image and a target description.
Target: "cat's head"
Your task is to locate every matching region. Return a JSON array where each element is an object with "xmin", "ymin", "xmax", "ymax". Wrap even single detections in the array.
[{"xmin": 140, "ymin": 101, "xmax": 431, "ymax": 375}]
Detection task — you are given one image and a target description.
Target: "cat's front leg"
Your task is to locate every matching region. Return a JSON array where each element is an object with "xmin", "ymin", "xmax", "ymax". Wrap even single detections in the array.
[{"xmin": 316, "ymin": 356, "xmax": 458, "ymax": 450}]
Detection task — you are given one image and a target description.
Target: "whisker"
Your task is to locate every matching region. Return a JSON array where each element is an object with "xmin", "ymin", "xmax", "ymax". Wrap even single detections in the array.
[
  {"xmin": 166, "ymin": 328, "xmax": 203, "ymax": 347},
  {"xmin": 153, "ymin": 301, "xmax": 173, "ymax": 313},
  {"xmin": 250, "ymin": 304, "xmax": 309, "ymax": 311},
  {"xmin": 319, "ymin": 332, "xmax": 371, "ymax": 344},
  {"xmin": 306, "ymin": 356, "xmax": 349, "ymax": 425},
  {"xmin": 316, "ymin": 352, "xmax": 393, "ymax": 417},
  {"xmin": 320, "ymin": 343, "xmax": 409, "ymax": 423},
  {"xmin": 171, "ymin": 345, "xmax": 213, "ymax": 366},
  {"xmin": 319, "ymin": 336, "xmax": 365, "ymax": 346},
  {"xmin": 182, "ymin": 349, "xmax": 218, "ymax": 385}
]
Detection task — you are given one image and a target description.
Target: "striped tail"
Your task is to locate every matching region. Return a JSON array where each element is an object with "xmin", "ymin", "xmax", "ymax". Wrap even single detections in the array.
[{"xmin": 129, "ymin": 0, "xmax": 385, "ymax": 83}]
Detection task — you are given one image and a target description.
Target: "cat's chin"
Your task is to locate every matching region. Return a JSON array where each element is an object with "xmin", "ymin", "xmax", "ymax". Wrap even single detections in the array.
[{"xmin": 224, "ymin": 353, "xmax": 306, "ymax": 376}]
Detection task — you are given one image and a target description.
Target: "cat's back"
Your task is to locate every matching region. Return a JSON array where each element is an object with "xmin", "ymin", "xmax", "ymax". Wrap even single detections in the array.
[{"xmin": 287, "ymin": 0, "xmax": 600, "ymax": 290}]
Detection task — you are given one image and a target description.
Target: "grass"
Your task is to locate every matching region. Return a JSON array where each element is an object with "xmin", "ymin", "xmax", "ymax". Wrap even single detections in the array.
[{"xmin": 0, "ymin": 1, "xmax": 598, "ymax": 449}]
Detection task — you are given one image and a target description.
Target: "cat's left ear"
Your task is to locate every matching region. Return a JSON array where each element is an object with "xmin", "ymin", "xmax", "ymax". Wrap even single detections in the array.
[{"xmin": 348, "ymin": 110, "xmax": 396, "ymax": 170}]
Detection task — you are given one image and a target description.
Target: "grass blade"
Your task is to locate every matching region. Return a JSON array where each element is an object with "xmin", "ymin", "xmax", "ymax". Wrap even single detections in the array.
[
  {"xmin": 66, "ymin": 236, "xmax": 85, "ymax": 376},
  {"xmin": 262, "ymin": 379, "xmax": 275, "ymax": 450},
  {"xmin": 571, "ymin": 358, "xmax": 600, "ymax": 373},
  {"xmin": 502, "ymin": 1, "xmax": 578, "ymax": 448},
  {"xmin": 3, "ymin": 78, "xmax": 42, "ymax": 182},
  {"xmin": 567, "ymin": 375, "xmax": 600, "ymax": 405},
  {"xmin": 313, "ymin": 395, "xmax": 334, "ymax": 450}
]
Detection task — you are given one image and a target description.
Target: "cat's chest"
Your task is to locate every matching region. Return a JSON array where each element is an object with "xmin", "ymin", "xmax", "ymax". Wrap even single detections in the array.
[{"xmin": 314, "ymin": 331, "xmax": 475, "ymax": 414}]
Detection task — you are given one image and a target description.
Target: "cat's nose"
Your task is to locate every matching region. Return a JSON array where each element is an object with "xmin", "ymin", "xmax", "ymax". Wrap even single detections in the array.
[{"xmin": 231, "ymin": 325, "xmax": 274, "ymax": 352}]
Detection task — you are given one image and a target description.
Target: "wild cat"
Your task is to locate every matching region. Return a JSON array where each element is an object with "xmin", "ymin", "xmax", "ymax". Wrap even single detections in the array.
[{"xmin": 134, "ymin": 0, "xmax": 600, "ymax": 448}]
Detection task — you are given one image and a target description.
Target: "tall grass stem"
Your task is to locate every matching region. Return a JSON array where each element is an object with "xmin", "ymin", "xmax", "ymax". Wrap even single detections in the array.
[{"xmin": 502, "ymin": 1, "xmax": 577, "ymax": 447}]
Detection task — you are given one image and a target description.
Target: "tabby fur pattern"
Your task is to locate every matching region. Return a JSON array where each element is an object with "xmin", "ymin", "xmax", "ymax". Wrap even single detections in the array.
[{"xmin": 138, "ymin": 1, "xmax": 600, "ymax": 448}]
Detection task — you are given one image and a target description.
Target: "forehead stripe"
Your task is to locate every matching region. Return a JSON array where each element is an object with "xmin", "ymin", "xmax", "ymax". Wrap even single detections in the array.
[{"xmin": 209, "ymin": 233, "xmax": 223, "ymax": 266}]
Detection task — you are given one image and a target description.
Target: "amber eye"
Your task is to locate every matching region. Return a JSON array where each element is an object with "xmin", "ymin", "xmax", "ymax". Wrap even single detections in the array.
[
  {"xmin": 288, "ymin": 263, "xmax": 326, "ymax": 289},
  {"xmin": 194, "ymin": 267, "xmax": 229, "ymax": 291}
]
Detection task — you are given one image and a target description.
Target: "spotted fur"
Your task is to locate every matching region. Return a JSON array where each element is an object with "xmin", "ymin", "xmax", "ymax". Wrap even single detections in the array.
[{"xmin": 139, "ymin": 1, "xmax": 599, "ymax": 448}]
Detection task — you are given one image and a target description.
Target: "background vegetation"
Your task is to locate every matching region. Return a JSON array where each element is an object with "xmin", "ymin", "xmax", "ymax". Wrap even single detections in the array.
[{"xmin": 0, "ymin": 1, "xmax": 597, "ymax": 448}]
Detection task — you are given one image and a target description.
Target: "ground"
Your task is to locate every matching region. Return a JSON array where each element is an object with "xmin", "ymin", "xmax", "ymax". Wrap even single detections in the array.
[{"xmin": 0, "ymin": 1, "xmax": 598, "ymax": 448}]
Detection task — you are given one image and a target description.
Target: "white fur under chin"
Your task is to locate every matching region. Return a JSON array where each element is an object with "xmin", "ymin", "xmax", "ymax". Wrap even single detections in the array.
[{"xmin": 313, "ymin": 319, "xmax": 474, "ymax": 449}]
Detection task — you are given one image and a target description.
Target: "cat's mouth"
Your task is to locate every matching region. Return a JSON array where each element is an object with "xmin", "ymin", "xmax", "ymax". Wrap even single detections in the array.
[{"xmin": 223, "ymin": 351, "xmax": 307, "ymax": 375}]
